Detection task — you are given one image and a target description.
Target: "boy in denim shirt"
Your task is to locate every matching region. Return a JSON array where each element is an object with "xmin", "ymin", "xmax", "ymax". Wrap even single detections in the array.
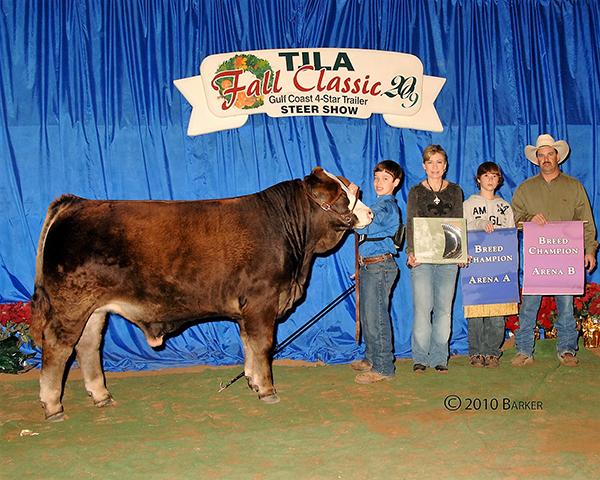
[{"xmin": 349, "ymin": 160, "xmax": 403, "ymax": 383}]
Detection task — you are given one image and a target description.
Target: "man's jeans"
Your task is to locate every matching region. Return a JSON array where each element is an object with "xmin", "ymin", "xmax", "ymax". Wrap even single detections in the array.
[
  {"xmin": 468, "ymin": 316, "xmax": 505, "ymax": 357},
  {"xmin": 411, "ymin": 263, "xmax": 458, "ymax": 367},
  {"xmin": 516, "ymin": 294, "xmax": 578, "ymax": 357},
  {"xmin": 359, "ymin": 257, "xmax": 398, "ymax": 376}
]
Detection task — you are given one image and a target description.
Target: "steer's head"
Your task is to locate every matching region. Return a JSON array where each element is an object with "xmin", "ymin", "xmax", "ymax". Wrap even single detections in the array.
[{"xmin": 303, "ymin": 167, "xmax": 373, "ymax": 252}]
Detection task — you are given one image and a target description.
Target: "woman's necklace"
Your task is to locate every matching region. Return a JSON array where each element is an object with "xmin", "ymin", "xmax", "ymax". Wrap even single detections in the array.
[{"xmin": 426, "ymin": 178, "xmax": 443, "ymax": 205}]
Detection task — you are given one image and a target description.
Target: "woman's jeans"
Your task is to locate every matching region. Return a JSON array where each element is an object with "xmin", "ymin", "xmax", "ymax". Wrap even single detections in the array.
[
  {"xmin": 411, "ymin": 263, "xmax": 458, "ymax": 367},
  {"xmin": 468, "ymin": 316, "xmax": 505, "ymax": 357},
  {"xmin": 359, "ymin": 257, "xmax": 398, "ymax": 376},
  {"xmin": 516, "ymin": 294, "xmax": 578, "ymax": 357}
]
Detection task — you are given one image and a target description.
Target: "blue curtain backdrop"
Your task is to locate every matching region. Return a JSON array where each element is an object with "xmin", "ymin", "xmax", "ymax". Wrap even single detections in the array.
[{"xmin": 1, "ymin": 0, "xmax": 599, "ymax": 370}]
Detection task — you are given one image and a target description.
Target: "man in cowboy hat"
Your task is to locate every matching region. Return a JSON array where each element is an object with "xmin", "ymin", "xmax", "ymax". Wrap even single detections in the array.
[{"xmin": 511, "ymin": 133, "xmax": 598, "ymax": 367}]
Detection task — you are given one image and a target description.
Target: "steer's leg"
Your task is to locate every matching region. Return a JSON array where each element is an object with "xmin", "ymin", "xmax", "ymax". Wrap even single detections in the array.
[
  {"xmin": 39, "ymin": 324, "xmax": 77, "ymax": 422},
  {"xmin": 75, "ymin": 311, "xmax": 114, "ymax": 408},
  {"xmin": 239, "ymin": 310, "xmax": 279, "ymax": 403},
  {"xmin": 238, "ymin": 325, "xmax": 257, "ymax": 390}
]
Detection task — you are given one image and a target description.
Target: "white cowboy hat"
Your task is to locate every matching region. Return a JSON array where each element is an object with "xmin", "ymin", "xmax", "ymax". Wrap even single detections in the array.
[{"xmin": 524, "ymin": 134, "xmax": 570, "ymax": 165}]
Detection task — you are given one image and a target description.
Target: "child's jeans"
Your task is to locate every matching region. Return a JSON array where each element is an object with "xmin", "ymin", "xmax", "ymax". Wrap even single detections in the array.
[
  {"xmin": 467, "ymin": 316, "xmax": 505, "ymax": 357},
  {"xmin": 359, "ymin": 257, "xmax": 398, "ymax": 376}
]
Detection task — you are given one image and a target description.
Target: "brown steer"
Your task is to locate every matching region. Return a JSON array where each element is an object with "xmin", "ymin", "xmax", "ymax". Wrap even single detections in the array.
[{"xmin": 30, "ymin": 167, "xmax": 372, "ymax": 421}]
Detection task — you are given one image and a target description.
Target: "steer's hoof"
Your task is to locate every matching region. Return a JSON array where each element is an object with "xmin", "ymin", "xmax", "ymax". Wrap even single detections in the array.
[
  {"xmin": 94, "ymin": 395, "xmax": 116, "ymax": 408},
  {"xmin": 259, "ymin": 393, "xmax": 280, "ymax": 404},
  {"xmin": 45, "ymin": 411, "xmax": 65, "ymax": 422}
]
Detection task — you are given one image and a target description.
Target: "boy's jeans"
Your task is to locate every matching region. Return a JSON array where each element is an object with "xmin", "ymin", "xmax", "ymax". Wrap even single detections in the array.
[
  {"xmin": 359, "ymin": 257, "xmax": 398, "ymax": 376},
  {"xmin": 468, "ymin": 316, "xmax": 505, "ymax": 357}
]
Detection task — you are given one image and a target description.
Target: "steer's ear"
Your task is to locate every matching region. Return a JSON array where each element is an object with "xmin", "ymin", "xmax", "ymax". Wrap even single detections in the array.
[
  {"xmin": 307, "ymin": 167, "xmax": 332, "ymax": 185},
  {"xmin": 305, "ymin": 167, "xmax": 339, "ymax": 202},
  {"xmin": 304, "ymin": 167, "xmax": 327, "ymax": 185}
]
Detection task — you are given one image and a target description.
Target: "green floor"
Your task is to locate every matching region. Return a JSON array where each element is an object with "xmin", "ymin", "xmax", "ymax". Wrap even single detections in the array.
[{"xmin": 2, "ymin": 340, "xmax": 600, "ymax": 479}]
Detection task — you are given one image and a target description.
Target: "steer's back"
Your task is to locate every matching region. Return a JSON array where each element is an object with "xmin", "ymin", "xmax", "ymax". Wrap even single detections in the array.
[{"xmin": 30, "ymin": 193, "xmax": 289, "ymax": 346}]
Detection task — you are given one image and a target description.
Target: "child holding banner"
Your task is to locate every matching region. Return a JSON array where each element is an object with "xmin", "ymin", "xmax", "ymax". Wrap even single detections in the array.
[
  {"xmin": 349, "ymin": 160, "xmax": 403, "ymax": 384},
  {"xmin": 463, "ymin": 162, "xmax": 515, "ymax": 368}
]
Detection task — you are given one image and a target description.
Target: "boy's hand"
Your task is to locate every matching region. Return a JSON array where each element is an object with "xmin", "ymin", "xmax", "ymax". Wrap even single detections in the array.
[
  {"xmin": 407, "ymin": 253, "xmax": 420, "ymax": 268},
  {"xmin": 348, "ymin": 183, "xmax": 359, "ymax": 196}
]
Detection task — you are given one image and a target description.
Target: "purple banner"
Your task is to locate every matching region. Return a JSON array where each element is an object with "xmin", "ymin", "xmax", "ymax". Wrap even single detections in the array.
[{"xmin": 522, "ymin": 221, "xmax": 584, "ymax": 295}]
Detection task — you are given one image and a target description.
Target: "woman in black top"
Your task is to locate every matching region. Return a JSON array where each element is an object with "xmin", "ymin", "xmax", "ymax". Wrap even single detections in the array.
[{"xmin": 406, "ymin": 144, "xmax": 464, "ymax": 373}]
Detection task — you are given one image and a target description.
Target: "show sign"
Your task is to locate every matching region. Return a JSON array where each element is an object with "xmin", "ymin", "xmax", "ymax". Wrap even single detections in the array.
[
  {"xmin": 522, "ymin": 221, "xmax": 584, "ymax": 295},
  {"xmin": 174, "ymin": 49, "xmax": 446, "ymax": 135},
  {"xmin": 461, "ymin": 228, "xmax": 519, "ymax": 317}
]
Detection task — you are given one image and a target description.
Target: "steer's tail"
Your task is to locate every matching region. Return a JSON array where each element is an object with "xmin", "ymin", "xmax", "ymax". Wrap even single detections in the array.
[
  {"xmin": 30, "ymin": 286, "xmax": 51, "ymax": 347},
  {"xmin": 30, "ymin": 195, "xmax": 83, "ymax": 346}
]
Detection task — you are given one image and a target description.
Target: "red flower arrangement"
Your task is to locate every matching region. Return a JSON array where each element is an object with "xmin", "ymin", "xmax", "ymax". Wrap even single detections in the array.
[
  {"xmin": 0, "ymin": 301, "xmax": 32, "ymax": 345},
  {"xmin": 574, "ymin": 282, "xmax": 600, "ymax": 319},
  {"xmin": 505, "ymin": 314, "xmax": 520, "ymax": 332},
  {"xmin": 537, "ymin": 296, "xmax": 557, "ymax": 332}
]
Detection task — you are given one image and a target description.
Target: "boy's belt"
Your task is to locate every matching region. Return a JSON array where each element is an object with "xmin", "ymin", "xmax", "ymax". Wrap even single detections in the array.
[{"xmin": 359, "ymin": 253, "xmax": 393, "ymax": 266}]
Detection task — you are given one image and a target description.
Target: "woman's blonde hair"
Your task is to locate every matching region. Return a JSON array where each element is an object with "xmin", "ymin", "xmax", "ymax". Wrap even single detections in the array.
[{"xmin": 422, "ymin": 144, "xmax": 448, "ymax": 164}]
